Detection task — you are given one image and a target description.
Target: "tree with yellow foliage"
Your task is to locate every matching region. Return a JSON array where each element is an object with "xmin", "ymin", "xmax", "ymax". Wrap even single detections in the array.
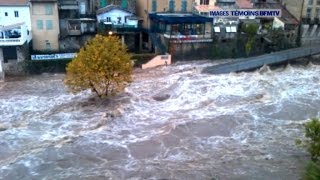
[{"xmin": 64, "ymin": 35, "xmax": 133, "ymax": 97}]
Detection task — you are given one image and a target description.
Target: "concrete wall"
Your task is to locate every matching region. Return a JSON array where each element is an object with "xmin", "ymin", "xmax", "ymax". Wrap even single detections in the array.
[
  {"xmin": 0, "ymin": 6, "xmax": 32, "ymax": 31},
  {"xmin": 142, "ymin": 54, "xmax": 171, "ymax": 69},
  {"xmin": 31, "ymin": 1, "xmax": 60, "ymax": 51},
  {"xmin": 168, "ymin": 41, "xmax": 214, "ymax": 60}
]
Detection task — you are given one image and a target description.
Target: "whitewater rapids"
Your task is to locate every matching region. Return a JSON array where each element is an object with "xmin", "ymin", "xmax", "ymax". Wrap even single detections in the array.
[{"xmin": 0, "ymin": 61, "xmax": 319, "ymax": 179}]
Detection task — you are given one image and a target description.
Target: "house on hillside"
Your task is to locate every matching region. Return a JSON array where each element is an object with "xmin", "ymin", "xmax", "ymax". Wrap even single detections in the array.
[
  {"xmin": 0, "ymin": 0, "xmax": 32, "ymax": 64},
  {"xmin": 97, "ymin": 5, "xmax": 142, "ymax": 52}
]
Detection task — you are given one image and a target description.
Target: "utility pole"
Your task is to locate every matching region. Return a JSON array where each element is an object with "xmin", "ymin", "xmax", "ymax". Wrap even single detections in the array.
[{"xmin": 297, "ymin": 0, "xmax": 305, "ymax": 47}]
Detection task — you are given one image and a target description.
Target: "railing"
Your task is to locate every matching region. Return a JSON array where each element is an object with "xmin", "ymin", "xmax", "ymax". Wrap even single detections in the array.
[
  {"xmin": 80, "ymin": 14, "xmax": 96, "ymax": 19},
  {"xmin": 67, "ymin": 29, "xmax": 81, "ymax": 35},
  {"xmin": 163, "ymin": 34, "xmax": 212, "ymax": 39},
  {"xmin": 0, "ymin": 37, "xmax": 26, "ymax": 46},
  {"xmin": 112, "ymin": 24, "xmax": 141, "ymax": 33}
]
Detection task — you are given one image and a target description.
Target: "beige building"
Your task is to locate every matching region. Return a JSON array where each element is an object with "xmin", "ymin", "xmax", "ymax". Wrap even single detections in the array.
[
  {"xmin": 136, "ymin": 0, "xmax": 195, "ymax": 29},
  {"xmin": 282, "ymin": 0, "xmax": 320, "ymax": 21},
  {"xmin": 282, "ymin": 0, "xmax": 320, "ymax": 45},
  {"xmin": 30, "ymin": 0, "xmax": 60, "ymax": 51}
]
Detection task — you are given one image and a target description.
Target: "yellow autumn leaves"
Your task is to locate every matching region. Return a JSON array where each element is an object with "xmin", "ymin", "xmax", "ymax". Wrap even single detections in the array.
[{"xmin": 64, "ymin": 35, "xmax": 133, "ymax": 97}]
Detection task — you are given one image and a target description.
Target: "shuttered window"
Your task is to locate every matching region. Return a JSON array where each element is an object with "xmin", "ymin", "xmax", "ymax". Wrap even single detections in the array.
[
  {"xmin": 181, "ymin": 0, "xmax": 187, "ymax": 12},
  {"xmin": 169, "ymin": 0, "xmax": 175, "ymax": 12},
  {"xmin": 152, "ymin": 0, "xmax": 157, "ymax": 12}
]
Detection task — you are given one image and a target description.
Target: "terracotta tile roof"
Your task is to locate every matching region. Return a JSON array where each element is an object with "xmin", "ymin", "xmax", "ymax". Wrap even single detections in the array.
[
  {"xmin": 0, "ymin": 0, "xmax": 29, "ymax": 6},
  {"xmin": 194, "ymin": 5, "xmax": 221, "ymax": 12},
  {"xmin": 255, "ymin": 2, "xmax": 299, "ymax": 25},
  {"xmin": 97, "ymin": 5, "xmax": 133, "ymax": 15},
  {"xmin": 236, "ymin": 0, "xmax": 253, "ymax": 9}
]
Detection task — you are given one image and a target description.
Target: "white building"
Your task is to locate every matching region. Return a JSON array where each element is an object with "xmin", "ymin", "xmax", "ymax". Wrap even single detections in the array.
[
  {"xmin": 96, "ymin": 5, "xmax": 139, "ymax": 28},
  {"xmin": 0, "ymin": 0, "xmax": 32, "ymax": 81},
  {"xmin": 0, "ymin": 0, "xmax": 32, "ymax": 31}
]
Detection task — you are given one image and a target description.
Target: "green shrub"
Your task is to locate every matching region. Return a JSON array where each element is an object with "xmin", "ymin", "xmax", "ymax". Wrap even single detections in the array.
[
  {"xmin": 303, "ymin": 161, "xmax": 320, "ymax": 180},
  {"xmin": 296, "ymin": 118, "xmax": 320, "ymax": 162}
]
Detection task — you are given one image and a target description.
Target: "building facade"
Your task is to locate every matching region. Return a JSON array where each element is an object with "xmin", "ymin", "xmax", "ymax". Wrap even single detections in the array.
[
  {"xmin": 58, "ymin": 0, "xmax": 97, "ymax": 52},
  {"xmin": 136, "ymin": 0, "xmax": 195, "ymax": 29},
  {"xmin": 0, "ymin": 0, "xmax": 32, "ymax": 72},
  {"xmin": 97, "ymin": 5, "xmax": 142, "ymax": 52},
  {"xmin": 282, "ymin": 0, "xmax": 320, "ymax": 45},
  {"xmin": 0, "ymin": 0, "xmax": 32, "ymax": 31},
  {"xmin": 30, "ymin": 0, "xmax": 60, "ymax": 51}
]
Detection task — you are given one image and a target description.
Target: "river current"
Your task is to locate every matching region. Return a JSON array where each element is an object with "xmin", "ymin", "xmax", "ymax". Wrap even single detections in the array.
[{"xmin": 0, "ymin": 61, "xmax": 319, "ymax": 179}]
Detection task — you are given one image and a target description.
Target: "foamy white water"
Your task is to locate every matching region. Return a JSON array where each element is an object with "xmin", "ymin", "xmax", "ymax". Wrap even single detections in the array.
[{"xmin": 0, "ymin": 61, "xmax": 319, "ymax": 179}]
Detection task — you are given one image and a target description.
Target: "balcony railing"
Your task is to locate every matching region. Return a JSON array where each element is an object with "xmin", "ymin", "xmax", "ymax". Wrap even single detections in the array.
[
  {"xmin": 0, "ymin": 37, "xmax": 26, "ymax": 46},
  {"xmin": 164, "ymin": 33, "xmax": 212, "ymax": 39}
]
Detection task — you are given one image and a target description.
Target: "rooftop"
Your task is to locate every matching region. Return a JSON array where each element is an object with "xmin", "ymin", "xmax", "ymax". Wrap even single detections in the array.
[
  {"xmin": 96, "ymin": 4, "xmax": 133, "ymax": 15},
  {"xmin": 194, "ymin": 5, "xmax": 221, "ymax": 13},
  {"xmin": 255, "ymin": 2, "xmax": 298, "ymax": 25},
  {"xmin": 236, "ymin": 0, "xmax": 253, "ymax": 9},
  {"xmin": 0, "ymin": 0, "xmax": 28, "ymax": 6}
]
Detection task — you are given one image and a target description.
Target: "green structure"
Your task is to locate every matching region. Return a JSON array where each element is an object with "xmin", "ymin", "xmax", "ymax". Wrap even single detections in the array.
[
  {"xmin": 121, "ymin": 0, "xmax": 128, "ymax": 9},
  {"xmin": 100, "ymin": 0, "xmax": 107, "ymax": 8}
]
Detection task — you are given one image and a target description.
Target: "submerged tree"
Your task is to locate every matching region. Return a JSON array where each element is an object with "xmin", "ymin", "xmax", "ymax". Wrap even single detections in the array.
[{"xmin": 64, "ymin": 35, "xmax": 133, "ymax": 97}]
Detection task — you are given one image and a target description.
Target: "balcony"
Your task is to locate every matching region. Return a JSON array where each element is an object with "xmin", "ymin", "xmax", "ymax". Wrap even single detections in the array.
[
  {"xmin": 112, "ymin": 24, "xmax": 141, "ymax": 32},
  {"xmin": 164, "ymin": 33, "xmax": 213, "ymax": 43},
  {"xmin": 67, "ymin": 21, "xmax": 81, "ymax": 35},
  {"xmin": 66, "ymin": 19, "xmax": 96, "ymax": 36},
  {"xmin": 302, "ymin": 17, "xmax": 311, "ymax": 24},
  {"xmin": 0, "ymin": 23, "xmax": 30, "ymax": 46},
  {"xmin": 59, "ymin": 0, "xmax": 78, "ymax": 10}
]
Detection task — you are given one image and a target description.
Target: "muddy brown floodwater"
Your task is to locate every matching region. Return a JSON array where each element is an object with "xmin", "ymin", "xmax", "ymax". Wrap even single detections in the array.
[{"xmin": 0, "ymin": 61, "xmax": 319, "ymax": 180}]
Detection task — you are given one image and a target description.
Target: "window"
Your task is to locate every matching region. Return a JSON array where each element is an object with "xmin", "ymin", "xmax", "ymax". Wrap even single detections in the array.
[
  {"xmin": 45, "ymin": 4, "xmax": 53, "ymax": 15},
  {"xmin": 307, "ymin": 8, "xmax": 312, "ymax": 18},
  {"xmin": 317, "ymin": 0, "xmax": 320, "ymax": 5},
  {"xmin": 106, "ymin": 17, "xmax": 111, "ymax": 22},
  {"xmin": 308, "ymin": 0, "xmax": 314, "ymax": 6},
  {"xmin": 200, "ymin": 0, "xmax": 209, "ymax": 5},
  {"xmin": 46, "ymin": 20, "xmax": 53, "ymax": 30},
  {"xmin": 169, "ymin": 0, "xmax": 175, "ymax": 12},
  {"xmin": 14, "ymin": 11, "xmax": 19, "ymax": 17},
  {"xmin": 46, "ymin": 41, "xmax": 51, "ymax": 50},
  {"xmin": 36, "ymin": 20, "xmax": 43, "ymax": 30},
  {"xmin": 152, "ymin": 0, "xmax": 157, "ymax": 12},
  {"xmin": 4, "ymin": 12, "xmax": 7, "ymax": 16},
  {"xmin": 181, "ymin": 0, "xmax": 187, "ymax": 12}
]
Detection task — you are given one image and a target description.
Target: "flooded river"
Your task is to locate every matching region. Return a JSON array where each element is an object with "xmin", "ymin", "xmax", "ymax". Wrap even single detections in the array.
[{"xmin": 0, "ymin": 61, "xmax": 319, "ymax": 179}]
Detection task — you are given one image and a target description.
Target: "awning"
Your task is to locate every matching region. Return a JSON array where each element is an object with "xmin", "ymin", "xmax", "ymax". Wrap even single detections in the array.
[{"xmin": 149, "ymin": 13, "xmax": 212, "ymax": 24}]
